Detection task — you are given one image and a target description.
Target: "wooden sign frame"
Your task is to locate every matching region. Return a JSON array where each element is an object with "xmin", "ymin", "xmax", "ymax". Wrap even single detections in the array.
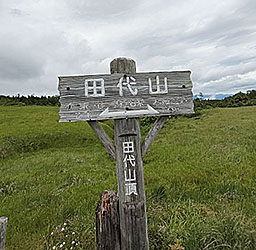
[
  {"xmin": 58, "ymin": 71, "xmax": 193, "ymax": 122},
  {"xmin": 58, "ymin": 57, "xmax": 194, "ymax": 250}
]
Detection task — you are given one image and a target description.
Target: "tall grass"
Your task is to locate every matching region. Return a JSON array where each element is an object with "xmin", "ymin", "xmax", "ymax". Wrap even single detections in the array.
[{"xmin": 0, "ymin": 105, "xmax": 256, "ymax": 249}]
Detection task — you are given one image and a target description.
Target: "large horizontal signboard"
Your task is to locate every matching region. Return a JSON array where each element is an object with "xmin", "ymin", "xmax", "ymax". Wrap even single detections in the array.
[{"xmin": 58, "ymin": 71, "xmax": 194, "ymax": 122}]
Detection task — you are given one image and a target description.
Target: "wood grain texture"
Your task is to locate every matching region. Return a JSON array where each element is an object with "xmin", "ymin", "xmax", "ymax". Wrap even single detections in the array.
[
  {"xmin": 87, "ymin": 121, "xmax": 115, "ymax": 160},
  {"xmin": 142, "ymin": 116, "xmax": 168, "ymax": 158},
  {"xmin": 112, "ymin": 58, "xmax": 149, "ymax": 249},
  {"xmin": 114, "ymin": 118, "xmax": 149, "ymax": 250},
  {"xmin": 96, "ymin": 191, "xmax": 120, "ymax": 250},
  {"xmin": 0, "ymin": 217, "xmax": 7, "ymax": 250},
  {"xmin": 110, "ymin": 57, "xmax": 136, "ymax": 74},
  {"xmin": 58, "ymin": 71, "xmax": 194, "ymax": 122}
]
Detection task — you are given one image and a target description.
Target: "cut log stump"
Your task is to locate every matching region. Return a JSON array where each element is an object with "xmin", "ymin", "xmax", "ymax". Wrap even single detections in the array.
[{"xmin": 96, "ymin": 191, "xmax": 120, "ymax": 250}]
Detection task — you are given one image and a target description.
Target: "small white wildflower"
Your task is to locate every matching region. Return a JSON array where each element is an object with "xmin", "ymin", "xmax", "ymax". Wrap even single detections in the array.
[
  {"xmin": 72, "ymin": 241, "xmax": 75, "ymax": 244},
  {"xmin": 72, "ymin": 232, "xmax": 75, "ymax": 235},
  {"xmin": 53, "ymin": 246, "xmax": 56, "ymax": 250},
  {"xmin": 75, "ymin": 243, "xmax": 78, "ymax": 246},
  {"xmin": 64, "ymin": 222, "xmax": 67, "ymax": 226},
  {"xmin": 70, "ymin": 247, "xmax": 73, "ymax": 250},
  {"xmin": 60, "ymin": 244, "xmax": 63, "ymax": 248},
  {"xmin": 63, "ymin": 242, "xmax": 65, "ymax": 245},
  {"xmin": 51, "ymin": 232, "xmax": 54, "ymax": 235},
  {"xmin": 66, "ymin": 234, "xmax": 68, "ymax": 237},
  {"xmin": 61, "ymin": 227, "xmax": 65, "ymax": 232}
]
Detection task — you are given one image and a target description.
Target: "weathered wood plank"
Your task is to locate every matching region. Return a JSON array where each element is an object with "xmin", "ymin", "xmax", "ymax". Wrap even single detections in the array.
[
  {"xmin": 0, "ymin": 217, "xmax": 7, "ymax": 250},
  {"xmin": 87, "ymin": 121, "xmax": 115, "ymax": 160},
  {"xmin": 58, "ymin": 71, "xmax": 194, "ymax": 122},
  {"xmin": 142, "ymin": 116, "xmax": 168, "ymax": 158},
  {"xmin": 96, "ymin": 191, "xmax": 120, "ymax": 250}
]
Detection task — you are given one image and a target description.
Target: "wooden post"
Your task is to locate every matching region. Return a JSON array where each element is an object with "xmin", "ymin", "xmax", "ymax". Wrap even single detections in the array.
[
  {"xmin": 96, "ymin": 191, "xmax": 120, "ymax": 250},
  {"xmin": 112, "ymin": 58, "xmax": 149, "ymax": 250},
  {"xmin": 0, "ymin": 217, "xmax": 7, "ymax": 250}
]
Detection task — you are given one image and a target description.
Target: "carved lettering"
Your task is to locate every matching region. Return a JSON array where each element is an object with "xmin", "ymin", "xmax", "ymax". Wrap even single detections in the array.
[
  {"xmin": 117, "ymin": 76, "xmax": 138, "ymax": 96},
  {"xmin": 122, "ymin": 140, "xmax": 138, "ymax": 196},
  {"xmin": 113, "ymin": 99, "xmax": 144, "ymax": 109},
  {"xmin": 85, "ymin": 78, "xmax": 105, "ymax": 97},
  {"xmin": 149, "ymin": 76, "xmax": 168, "ymax": 94}
]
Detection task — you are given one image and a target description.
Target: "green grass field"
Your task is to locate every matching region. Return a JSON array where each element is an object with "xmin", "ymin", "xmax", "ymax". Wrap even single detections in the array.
[{"xmin": 0, "ymin": 105, "xmax": 256, "ymax": 249}]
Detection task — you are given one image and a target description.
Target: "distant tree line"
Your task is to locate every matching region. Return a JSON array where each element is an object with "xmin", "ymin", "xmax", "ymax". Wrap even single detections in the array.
[
  {"xmin": 0, "ymin": 90, "xmax": 256, "ymax": 110},
  {"xmin": 194, "ymin": 90, "xmax": 256, "ymax": 110},
  {"xmin": 0, "ymin": 94, "xmax": 59, "ymax": 106}
]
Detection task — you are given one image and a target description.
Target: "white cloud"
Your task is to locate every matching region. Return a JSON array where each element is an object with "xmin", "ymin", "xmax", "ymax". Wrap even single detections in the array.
[{"xmin": 0, "ymin": 0, "xmax": 255, "ymax": 96}]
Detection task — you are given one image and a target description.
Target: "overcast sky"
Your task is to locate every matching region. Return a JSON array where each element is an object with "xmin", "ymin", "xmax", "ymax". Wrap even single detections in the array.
[{"xmin": 1, "ymin": 0, "xmax": 256, "ymax": 97}]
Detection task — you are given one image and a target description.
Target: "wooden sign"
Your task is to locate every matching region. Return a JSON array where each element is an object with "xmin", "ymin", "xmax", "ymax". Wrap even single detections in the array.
[
  {"xmin": 58, "ymin": 71, "xmax": 194, "ymax": 122},
  {"xmin": 58, "ymin": 57, "xmax": 195, "ymax": 250}
]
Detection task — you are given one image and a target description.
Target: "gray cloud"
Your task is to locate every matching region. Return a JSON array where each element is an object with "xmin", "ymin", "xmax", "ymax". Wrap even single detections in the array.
[{"xmin": 0, "ymin": 0, "xmax": 255, "ymax": 96}]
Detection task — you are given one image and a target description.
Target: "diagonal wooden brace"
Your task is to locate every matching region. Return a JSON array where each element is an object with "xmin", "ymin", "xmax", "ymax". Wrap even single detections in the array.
[
  {"xmin": 142, "ymin": 116, "xmax": 168, "ymax": 158},
  {"xmin": 88, "ymin": 121, "xmax": 116, "ymax": 160}
]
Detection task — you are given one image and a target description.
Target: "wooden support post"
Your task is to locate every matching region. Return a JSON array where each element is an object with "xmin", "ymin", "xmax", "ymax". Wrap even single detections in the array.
[
  {"xmin": 87, "ymin": 121, "xmax": 115, "ymax": 160},
  {"xmin": 113, "ymin": 58, "xmax": 149, "ymax": 250},
  {"xmin": 96, "ymin": 191, "xmax": 120, "ymax": 250},
  {"xmin": 0, "ymin": 217, "xmax": 7, "ymax": 250},
  {"xmin": 142, "ymin": 116, "xmax": 168, "ymax": 158},
  {"xmin": 114, "ymin": 118, "xmax": 149, "ymax": 250}
]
